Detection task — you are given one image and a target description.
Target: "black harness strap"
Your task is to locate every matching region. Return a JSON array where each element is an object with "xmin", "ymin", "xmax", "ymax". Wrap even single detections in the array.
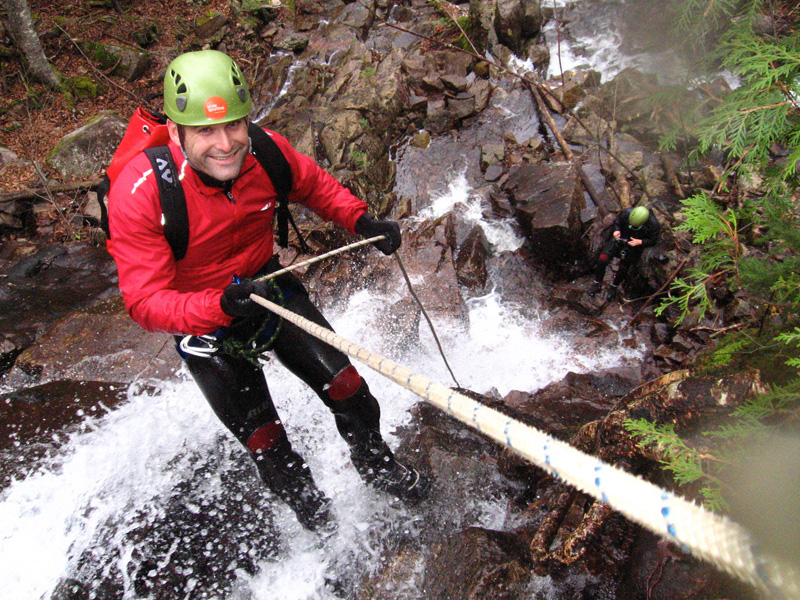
[
  {"xmin": 248, "ymin": 123, "xmax": 311, "ymax": 253},
  {"xmin": 144, "ymin": 146, "xmax": 189, "ymax": 261}
]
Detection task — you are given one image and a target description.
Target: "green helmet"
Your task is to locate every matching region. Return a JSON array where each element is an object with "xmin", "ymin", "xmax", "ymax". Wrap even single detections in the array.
[
  {"xmin": 163, "ymin": 50, "xmax": 251, "ymax": 126},
  {"xmin": 629, "ymin": 206, "xmax": 650, "ymax": 229}
]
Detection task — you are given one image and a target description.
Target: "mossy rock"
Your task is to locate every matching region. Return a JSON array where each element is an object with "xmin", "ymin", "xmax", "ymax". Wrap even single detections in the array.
[
  {"xmin": 80, "ymin": 41, "xmax": 152, "ymax": 82},
  {"xmin": 47, "ymin": 112, "xmax": 127, "ymax": 179},
  {"xmin": 65, "ymin": 75, "xmax": 102, "ymax": 100}
]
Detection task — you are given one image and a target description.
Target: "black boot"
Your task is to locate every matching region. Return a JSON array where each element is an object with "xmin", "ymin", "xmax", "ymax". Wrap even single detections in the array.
[
  {"xmin": 349, "ymin": 431, "xmax": 431, "ymax": 505},
  {"xmin": 325, "ymin": 376, "xmax": 431, "ymax": 504},
  {"xmin": 255, "ymin": 442, "xmax": 336, "ymax": 535},
  {"xmin": 587, "ymin": 281, "xmax": 602, "ymax": 297},
  {"xmin": 605, "ymin": 284, "xmax": 619, "ymax": 302}
]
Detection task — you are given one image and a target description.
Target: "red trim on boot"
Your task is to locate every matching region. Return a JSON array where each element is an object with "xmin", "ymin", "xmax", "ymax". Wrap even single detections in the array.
[
  {"xmin": 598, "ymin": 253, "xmax": 609, "ymax": 262},
  {"xmin": 246, "ymin": 421, "xmax": 284, "ymax": 454},
  {"xmin": 325, "ymin": 365, "xmax": 362, "ymax": 401}
]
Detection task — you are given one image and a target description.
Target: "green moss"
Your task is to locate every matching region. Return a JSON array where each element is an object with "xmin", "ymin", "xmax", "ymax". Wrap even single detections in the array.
[
  {"xmin": 65, "ymin": 75, "xmax": 101, "ymax": 99},
  {"xmin": 83, "ymin": 42, "xmax": 118, "ymax": 71},
  {"xmin": 349, "ymin": 149, "xmax": 369, "ymax": 170}
]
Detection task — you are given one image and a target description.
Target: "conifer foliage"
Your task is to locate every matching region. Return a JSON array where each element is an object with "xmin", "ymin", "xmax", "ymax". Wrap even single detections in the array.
[{"xmin": 628, "ymin": 0, "xmax": 800, "ymax": 512}]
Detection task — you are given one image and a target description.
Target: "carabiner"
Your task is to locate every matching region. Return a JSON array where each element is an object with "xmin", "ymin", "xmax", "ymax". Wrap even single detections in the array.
[{"xmin": 179, "ymin": 334, "xmax": 222, "ymax": 358}]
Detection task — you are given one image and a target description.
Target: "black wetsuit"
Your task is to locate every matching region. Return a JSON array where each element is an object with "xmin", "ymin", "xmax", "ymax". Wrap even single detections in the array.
[{"xmin": 594, "ymin": 208, "xmax": 661, "ymax": 288}]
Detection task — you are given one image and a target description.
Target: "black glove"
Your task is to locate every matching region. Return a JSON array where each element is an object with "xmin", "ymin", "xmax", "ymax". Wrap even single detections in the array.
[
  {"xmin": 220, "ymin": 280, "xmax": 271, "ymax": 318},
  {"xmin": 354, "ymin": 213, "xmax": 402, "ymax": 255}
]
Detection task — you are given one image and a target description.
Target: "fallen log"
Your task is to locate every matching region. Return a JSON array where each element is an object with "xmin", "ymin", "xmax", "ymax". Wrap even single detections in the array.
[{"xmin": 0, "ymin": 179, "xmax": 103, "ymax": 205}]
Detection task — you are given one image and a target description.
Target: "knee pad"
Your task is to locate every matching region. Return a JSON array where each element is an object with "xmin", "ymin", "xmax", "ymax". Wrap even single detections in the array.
[
  {"xmin": 324, "ymin": 365, "xmax": 362, "ymax": 401},
  {"xmin": 246, "ymin": 420, "xmax": 285, "ymax": 454}
]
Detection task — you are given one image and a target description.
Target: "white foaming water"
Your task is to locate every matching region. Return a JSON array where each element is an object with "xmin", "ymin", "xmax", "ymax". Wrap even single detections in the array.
[
  {"xmin": 0, "ymin": 290, "xmax": 641, "ymax": 599},
  {"xmin": 542, "ymin": 19, "xmax": 626, "ymax": 82},
  {"xmin": 416, "ymin": 170, "xmax": 525, "ymax": 253},
  {"xmin": 0, "ymin": 378, "xmax": 222, "ymax": 599}
]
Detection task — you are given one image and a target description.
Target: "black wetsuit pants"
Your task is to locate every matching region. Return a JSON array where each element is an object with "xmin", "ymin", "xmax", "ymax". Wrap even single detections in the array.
[
  {"xmin": 178, "ymin": 261, "xmax": 398, "ymax": 512},
  {"xmin": 594, "ymin": 239, "xmax": 644, "ymax": 287}
]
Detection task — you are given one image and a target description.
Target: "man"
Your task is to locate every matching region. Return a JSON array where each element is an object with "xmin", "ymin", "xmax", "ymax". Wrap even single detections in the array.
[
  {"xmin": 588, "ymin": 206, "xmax": 660, "ymax": 302},
  {"xmin": 107, "ymin": 50, "xmax": 429, "ymax": 533}
]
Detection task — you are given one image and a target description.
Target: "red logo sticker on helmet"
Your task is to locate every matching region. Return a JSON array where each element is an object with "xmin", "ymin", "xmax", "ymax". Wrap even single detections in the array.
[{"xmin": 204, "ymin": 96, "xmax": 228, "ymax": 120}]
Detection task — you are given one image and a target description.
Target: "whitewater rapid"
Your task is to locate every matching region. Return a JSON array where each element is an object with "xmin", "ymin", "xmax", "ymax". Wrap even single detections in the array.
[{"xmin": 0, "ymin": 157, "xmax": 644, "ymax": 599}]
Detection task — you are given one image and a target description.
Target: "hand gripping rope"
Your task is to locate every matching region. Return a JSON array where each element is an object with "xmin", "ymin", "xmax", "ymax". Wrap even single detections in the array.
[{"xmin": 248, "ymin": 286, "xmax": 800, "ymax": 599}]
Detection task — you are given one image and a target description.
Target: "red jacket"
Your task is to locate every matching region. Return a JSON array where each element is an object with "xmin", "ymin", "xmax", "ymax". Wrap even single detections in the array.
[{"xmin": 107, "ymin": 128, "xmax": 367, "ymax": 335}]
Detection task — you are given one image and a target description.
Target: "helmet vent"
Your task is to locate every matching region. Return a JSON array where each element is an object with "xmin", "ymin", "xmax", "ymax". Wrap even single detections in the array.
[
  {"xmin": 175, "ymin": 97, "xmax": 187, "ymax": 112},
  {"xmin": 176, "ymin": 83, "xmax": 187, "ymax": 95},
  {"xmin": 237, "ymin": 88, "xmax": 247, "ymax": 102}
]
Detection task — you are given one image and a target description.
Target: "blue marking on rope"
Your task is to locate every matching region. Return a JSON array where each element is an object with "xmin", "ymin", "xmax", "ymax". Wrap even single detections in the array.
[
  {"xmin": 593, "ymin": 465, "xmax": 609, "ymax": 502},
  {"xmin": 425, "ymin": 381, "xmax": 433, "ymax": 398},
  {"xmin": 504, "ymin": 420, "xmax": 513, "ymax": 448},
  {"xmin": 660, "ymin": 494, "xmax": 677, "ymax": 538},
  {"xmin": 472, "ymin": 405, "xmax": 481, "ymax": 432},
  {"xmin": 447, "ymin": 392, "xmax": 454, "ymax": 413},
  {"xmin": 544, "ymin": 442, "xmax": 551, "ymax": 466}
]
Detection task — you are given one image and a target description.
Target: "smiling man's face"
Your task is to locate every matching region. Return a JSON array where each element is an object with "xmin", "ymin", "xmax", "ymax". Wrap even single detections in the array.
[{"xmin": 168, "ymin": 117, "xmax": 249, "ymax": 182}]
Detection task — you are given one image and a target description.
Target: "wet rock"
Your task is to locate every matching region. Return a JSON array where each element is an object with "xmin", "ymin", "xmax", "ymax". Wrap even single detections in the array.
[
  {"xmin": 423, "ymin": 527, "xmax": 531, "ymax": 599},
  {"xmin": 617, "ymin": 531, "xmax": 757, "ymax": 600},
  {"xmin": 447, "ymin": 91, "xmax": 477, "ymax": 119},
  {"xmin": 195, "ymin": 13, "xmax": 228, "ymax": 40},
  {"xmin": 243, "ymin": 0, "xmax": 282, "ymax": 23},
  {"xmin": 485, "ymin": 249, "xmax": 548, "ymax": 313},
  {"xmin": 441, "ymin": 73, "xmax": 469, "ymax": 93},
  {"xmin": 484, "ymin": 163, "xmax": 504, "ymax": 182},
  {"xmin": 424, "ymin": 99, "xmax": 460, "ymax": 134},
  {"xmin": 561, "ymin": 110, "xmax": 610, "ymax": 147},
  {"xmin": 469, "ymin": 0, "xmax": 499, "ymax": 54},
  {"xmin": 0, "ymin": 380, "xmax": 131, "ymax": 490},
  {"xmin": 0, "ymin": 242, "xmax": 120, "ymax": 373},
  {"xmin": 454, "ymin": 226, "xmax": 489, "ymax": 291},
  {"xmin": 396, "ymin": 401, "xmax": 523, "ymax": 533},
  {"xmin": 525, "ymin": 42, "xmax": 550, "ymax": 72},
  {"xmin": 273, "ymin": 27, "xmax": 310, "ymax": 53},
  {"xmin": 504, "ymin": 161, "xmax": 587, "ymax": 276},
  {"xmin": 480, "ymin": 142, "xmax": 505, "ymax": 169},
  {"xmin": 494, "ymin": 0, "xmax": 544, "ymax": 56},
  {"xmin": 0, "ymin": 146, "xmax": 24, "ymax": 166},
  {"xmin": 549, "ymin": 70, "xmax": 599, "ymax": 110},
  {"xmin": 3, "ymin": 295, "xmax": 178, "ymax": 388},
  {"xmin": 501, "ymin": 369, "xmax": 640, "ymax": 440}
]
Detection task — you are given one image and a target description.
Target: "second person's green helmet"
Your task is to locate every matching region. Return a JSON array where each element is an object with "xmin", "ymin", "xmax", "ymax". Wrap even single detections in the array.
[
  {"xmin": 163, "ymin": 50, "xmax": 252, "ymax": 126},
  {"xmin": 629, "ymin": 206, "xmax": 650, "ymax": 229}
]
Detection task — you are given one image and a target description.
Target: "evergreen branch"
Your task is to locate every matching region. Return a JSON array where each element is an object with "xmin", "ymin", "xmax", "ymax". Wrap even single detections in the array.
[{"xmin": 623, "ymin": 418, "xmax": 731, "ymax": 511}]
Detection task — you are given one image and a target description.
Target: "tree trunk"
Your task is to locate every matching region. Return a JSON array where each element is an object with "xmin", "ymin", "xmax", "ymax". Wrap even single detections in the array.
[{"xmin": 1, "ymin": 0, "xmax": 61, "ymax": 89}]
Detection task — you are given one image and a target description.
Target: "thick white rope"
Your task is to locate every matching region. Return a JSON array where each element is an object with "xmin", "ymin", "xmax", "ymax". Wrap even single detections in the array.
[{"xmin": 250, "ymin": 293, "xmax": 800, "ymax": 598}]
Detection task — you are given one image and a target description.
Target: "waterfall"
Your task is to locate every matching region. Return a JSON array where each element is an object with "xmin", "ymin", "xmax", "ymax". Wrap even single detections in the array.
[{"xmin": 0, "ymin": 169, "xmax": 644, "ymax": 598}]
